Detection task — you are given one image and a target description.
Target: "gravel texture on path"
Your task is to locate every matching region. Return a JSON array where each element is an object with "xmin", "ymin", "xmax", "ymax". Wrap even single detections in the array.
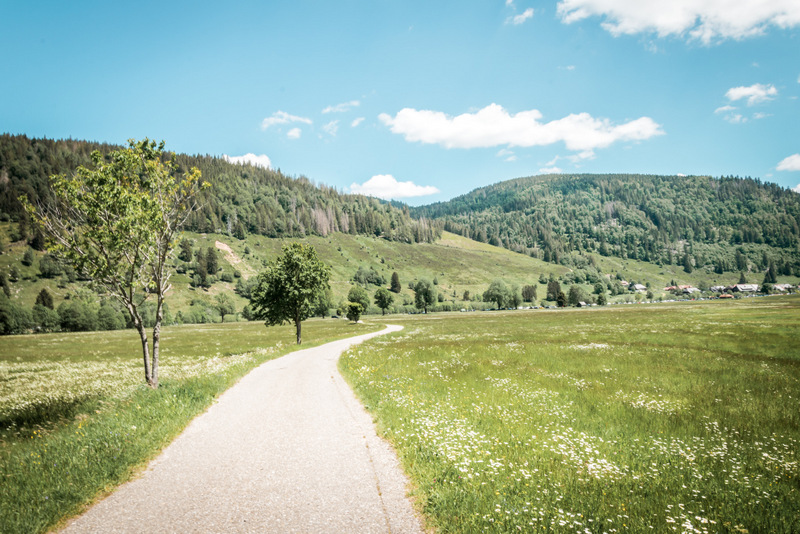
[{"xmin": 61, "ymin": 324, "xmax": 424, "ymax": 533}]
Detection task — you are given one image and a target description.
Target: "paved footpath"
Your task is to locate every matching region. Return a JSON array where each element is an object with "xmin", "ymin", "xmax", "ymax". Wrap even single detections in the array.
[{"xmin": 61, "ymin": 325, "xmax": 424, "ymax": 533}]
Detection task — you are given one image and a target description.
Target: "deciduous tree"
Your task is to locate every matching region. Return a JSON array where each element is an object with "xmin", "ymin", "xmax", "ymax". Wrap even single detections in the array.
[
  {"xmin": 413, "ymin": 278, "xmax": 436, "ymax": 313},
  {"xmin": 251, "ymin": 242, "xmax": 330, "ymax": 344},
  {"xmin": 374, "ymin": 287, "xmax": 394, "ymax": 315},
  {"xmin": 21, "ymin": 139, "xmax": 207, "ymax": 387}
]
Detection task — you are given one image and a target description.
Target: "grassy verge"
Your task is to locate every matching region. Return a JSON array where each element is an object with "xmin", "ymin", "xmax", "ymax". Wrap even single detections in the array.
[
  {"xmin": 340, "ymin": 297, "xmax": 800, "ymax": 533},
  {"xmin": 0, "ymin": 319, "xmax": 381, "ymax": 533}
]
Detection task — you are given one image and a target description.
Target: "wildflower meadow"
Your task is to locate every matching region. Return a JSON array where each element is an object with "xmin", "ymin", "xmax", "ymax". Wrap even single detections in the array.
[
  {"xmin": 0, "ymin": 319, "xmax": 379, "ymax": 533},
  {"xmin": 340, "ymin": 297, "xmax": 800, "ymax": 533}
]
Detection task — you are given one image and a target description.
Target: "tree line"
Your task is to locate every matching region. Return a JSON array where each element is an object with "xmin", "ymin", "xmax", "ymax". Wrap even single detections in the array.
[{"xmin": 0, "ymin": 134, "xmax": 442, "ymax": 246}]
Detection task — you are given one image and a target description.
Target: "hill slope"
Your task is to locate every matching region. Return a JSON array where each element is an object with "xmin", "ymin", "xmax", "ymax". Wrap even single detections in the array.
[
  {"xmin": 0, "ymin": 134, "xmax": 441, "ymax": 244},
  {"xmin": 412, "ymin": 173, "xmax": 800, "ymax": 276}
]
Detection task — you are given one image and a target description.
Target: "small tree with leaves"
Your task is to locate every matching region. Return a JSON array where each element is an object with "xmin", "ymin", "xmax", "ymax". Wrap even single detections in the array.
[
  {"xmin": 484, "ymin": 279, "xmax": 509, "ymax": 309},
  {"xmin": 347, "ymin": 285, "xmax": 370, "ymax": 313},
  {"xmin": 414, "ymin": 279, "xmax": 436, "ymax": 313},
  {"xmin": 22, "ymin": 139, "xmax": 207, "ymax": 387},
  {"xmin": 251, "ymin": 242, "xmax": 330, "ymax": 344},
  {"xmin": 374, "ymin": 287, "xmax": 394, "ymax": 315},
  {"xmin": 215, "ymin": 293, "xmax": 236, "ymax": 322},
  {"xmin": 345, "ymin": 302, "xmax": 363, "ymax": 322}
]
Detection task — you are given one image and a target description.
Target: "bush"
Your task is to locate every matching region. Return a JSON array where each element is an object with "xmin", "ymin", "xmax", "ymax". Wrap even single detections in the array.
[
  {"xmin": 38, "ymin": 255, "xmax": 62, "ymax": 278},
  {"xmin": 0, "ymin": 295, "xmax": 33, "ymax": 334},
  {"xmin": 57, "ymin": 299, "xmax": 98, "ymax": 332},
  {"xmin": 345, "ymin": 302, "xmax": 363, "ymax": 322},
  {"xmin": 33, "ymin": 304, "xmax": 61, "ymax": 332}
]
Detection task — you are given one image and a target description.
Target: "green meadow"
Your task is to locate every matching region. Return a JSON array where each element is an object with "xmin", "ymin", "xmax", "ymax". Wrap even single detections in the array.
[
  {"xmin": 340, "ymin": 297, "xmax": 800, "ymax": 533},
  {"xmin": 0, "ymin": 319, "xmax": 380, "ymax": 533}
]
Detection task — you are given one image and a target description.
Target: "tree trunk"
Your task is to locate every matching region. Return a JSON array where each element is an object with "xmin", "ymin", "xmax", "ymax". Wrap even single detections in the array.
[
  {"xmin": 295, "ymin": 311, "xmax": 302, "ymax": 344},
  {"xmin": 135, "ymin": 321, "xmax": 152, "ymax": 385},
  {"xmin": 150, "ymin": 296, "xmax": 163, "ymax": 389}
]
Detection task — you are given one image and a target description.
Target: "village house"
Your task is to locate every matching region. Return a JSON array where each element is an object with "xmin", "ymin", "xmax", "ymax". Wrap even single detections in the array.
[{"xmin": 731, "ymin": 284, "xmax": 759, "ymax": 292}]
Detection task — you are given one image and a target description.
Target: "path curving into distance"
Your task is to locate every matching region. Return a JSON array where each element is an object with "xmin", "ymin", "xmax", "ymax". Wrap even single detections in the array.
[{"xmin": 62, "ymin": 324, "xmax": 423, "ymax": 533}]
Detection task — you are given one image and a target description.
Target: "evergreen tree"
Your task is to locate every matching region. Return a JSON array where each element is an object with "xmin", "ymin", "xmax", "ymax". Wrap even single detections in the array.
[
  {"xmin": 390, "ymin": 272, "xmax": 402, "ymax": 293},
  {"xmin": 521, "ymin": 284, "xmax": 537, "ymax": 302},
  {"xmin": 546, "ymin": 280, "xmax": 561, "ymax": 301},
  {"xmin": 206, "ymin": 246, "xmax": 219, "ymax": 275},
  {"xmin": 21, "ymin": 248, "xmax": 34, "ymax": 267},
  {"xmin": 763, "ymin": 262, "xmax": 778, "ymax": 284},
  {"xmin": 0, "ymin": 273, "xmax": 9, "ymax": 298},
  {"xmin": 739, "ymin": 271, "xmax": 747, "ymax": 284},
  {"xmin": 35, "ymin": 288, "xmax": 54, "ymax": 309},
  {"xmin": 178, "ymin": 239, "xmax": 193, "ymax": 262}
]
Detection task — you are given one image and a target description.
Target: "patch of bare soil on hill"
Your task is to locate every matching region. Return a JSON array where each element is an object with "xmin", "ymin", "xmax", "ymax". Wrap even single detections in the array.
[{"xmin": 215, "ymin": 240, "xmax": 257, "ymax": 279}]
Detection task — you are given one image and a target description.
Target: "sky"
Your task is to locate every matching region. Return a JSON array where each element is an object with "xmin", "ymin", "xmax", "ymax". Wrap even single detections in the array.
[{"xmin": 2, "ymin": 0, "xmax": 799, "ymax": 204}]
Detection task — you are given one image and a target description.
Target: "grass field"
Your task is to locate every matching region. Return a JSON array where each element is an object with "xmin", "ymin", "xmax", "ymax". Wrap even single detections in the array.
[
  {"xmin": 0, "ymin": 318, "xmax": 380, "ymax": 533},
  {"xmin": 340, "ymin": 297, "xmax": 800, "ymax": 533}
]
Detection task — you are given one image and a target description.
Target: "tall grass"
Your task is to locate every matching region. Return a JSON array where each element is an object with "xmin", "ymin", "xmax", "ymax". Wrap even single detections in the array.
[
  {"xmin": 0, "ymin": 319, "xmax": 380, "ymax": 533},
  {"xmin": 340, "ymin": 297, "xmax": 800, "ymax": 533}
]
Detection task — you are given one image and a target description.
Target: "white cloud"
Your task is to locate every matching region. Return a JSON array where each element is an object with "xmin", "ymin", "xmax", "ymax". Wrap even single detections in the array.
[
  {"xmin": 714, "ymin": 105, "xmax": 737, "ymax": 114},
  {"xmin": 497, "ymin": 148, "xmax": 517, "ymax": 162},
  {"xmin": 538, "ymin": 167, "xmax": 563, "ymax": 174},
  {"xmin": 351, "ymin": 117, "xmax": 365, "ymax": 127},
  {"xmin": 322, "ymin": 100, "xmax": 360, "ymax": 114},
  {"xmin": 556, "ymin": 0, "xmax": 800, "ymax": 44},
  {"xmin": 222, "ymin": 153, "xmax": 272, "ymax": 169},
  {"xmin": 506, "ymin": 0, "xmax": 514, "ymax": 6},
  {"xmin": 726, "ymin": 83, "xmax": 778, "ymax": 105},
  {"xmin": 261, "ymin": 111, "xmax": 312, "ymax": 130},
  {"xmin": 378, "ymin": 103, "xmax": 663, "ymax": 154},
  {"xmin": 793, "ymin": 184, "xmax": 800, "ymax": 193},
  {"xmin": 322, "ymin": 120, "xmax": 339, "ymax": 136},
  {"xmin": 507, "ymin": 8, "xmax": 534, "ymax": 25},
  {"xmin": 752, "ymin": 112, "xmax": 770, "ymax": 119},
  {"xmin": 777, "ymin": 154, "xmax": 800, "ymax": 171},
  {"xmin": 287, "ymin": 128, "xmax": 302, "ymax": 139},
  {"xmin": 350, "ymin": 174, "xmax": 440, "ymax": 200}
]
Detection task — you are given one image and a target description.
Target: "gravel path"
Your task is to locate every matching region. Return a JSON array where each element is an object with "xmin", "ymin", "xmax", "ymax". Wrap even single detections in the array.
[{"xmin": 61, "ymin": 325, "xmax": 424, "ymax": 533}]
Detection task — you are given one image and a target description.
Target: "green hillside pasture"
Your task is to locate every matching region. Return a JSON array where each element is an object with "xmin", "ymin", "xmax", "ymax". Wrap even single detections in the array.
[
  {"xmin": 221, "ymin": 230, "xmax": 567, "ymax": 306},
  {"xmin": 340, "ymin": 297, "xmax": 800, "ymax": 533},
  {"xmin": 0, "ymin": 319, "xmax": 380, "ymax": 533}
]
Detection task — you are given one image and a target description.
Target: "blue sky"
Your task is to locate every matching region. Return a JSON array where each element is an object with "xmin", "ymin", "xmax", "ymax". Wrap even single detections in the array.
[{"xmin": 2, "ymin": 0, "xmax": 799, "ymax": 204}]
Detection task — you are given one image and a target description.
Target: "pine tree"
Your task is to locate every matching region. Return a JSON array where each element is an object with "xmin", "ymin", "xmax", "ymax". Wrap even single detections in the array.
[{"xmin": 390, "ymin": 272, "xmax": 402, "ymax": 293}]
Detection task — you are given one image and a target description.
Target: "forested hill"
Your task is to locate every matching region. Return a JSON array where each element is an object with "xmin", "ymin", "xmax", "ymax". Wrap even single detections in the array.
[
  {"xmin": 412, "ymin": 173, "xmax": 800, "ymax": 275},
  {"xmin": 0, "ymin": 134, "xmax": 441, "ymax": 244}
]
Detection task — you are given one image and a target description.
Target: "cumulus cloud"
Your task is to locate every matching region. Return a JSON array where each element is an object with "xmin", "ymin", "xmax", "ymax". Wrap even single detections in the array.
[
  {"xmin": 726, "ymin": 83, "xmax": 778, "ymax": 105},
  {"xmin": 497, "ymin": 148, "xmax": 517, "ymax": 162},
  {"xmin": 261, "ymin": 111, "xmax": 312, "ymax": 130},
  {"xmin": 350, "ymin": 174, "xmax": 440, "ymax": 200},
  {"xmin": 222, "ymin": 153, "xmax": 272, "ymax": 169},
  {"xmin": 378, "ymin": 103, "xmax": 663, "ymax": 154},
  {"xmin": 556, "ymin": 0, "xmax": 800, "ymax": 44},
  {"xmin": 322, "ymin": 100, "xmax": 360, "ymax": 114},
  {"xmin": 538, "ymin": 167, "xmax": 563, "ymax": 174},
  {"xmin": 351, "ymin": 117, "xmax": 365, "ymax": 127},
  {"xmin": 322, "ymin": 120, "xmax": 339, "ymax": 136},
  {"xmin": 777, "ymin": 154, "xmax": 800, "ymax": 171},
  {"xmin": 507, "ymin": 8, "xmax": 534, "ymax": 25},
  {"xmin": 287, "ymin": 128, "xmax": 302, "ymax": 139}
]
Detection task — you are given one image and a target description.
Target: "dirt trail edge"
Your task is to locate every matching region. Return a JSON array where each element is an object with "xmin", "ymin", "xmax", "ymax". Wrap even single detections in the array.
[{"xmin": 61, "ymin": 324, "xmax": 424, "ymax": 533}]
